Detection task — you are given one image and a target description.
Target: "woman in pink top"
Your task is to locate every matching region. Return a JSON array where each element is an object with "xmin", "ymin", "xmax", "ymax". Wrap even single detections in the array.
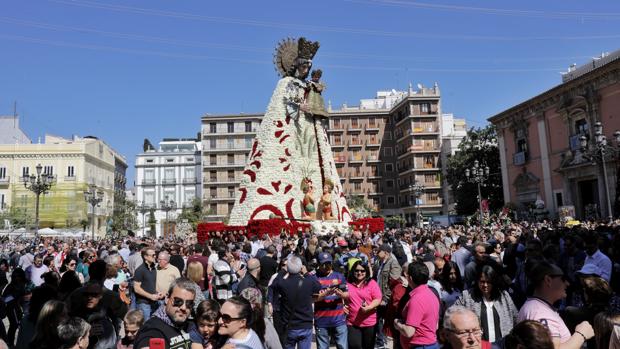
[{"xmin": 342, "ymin": 260, "xmax": 382, "ymax": 349}]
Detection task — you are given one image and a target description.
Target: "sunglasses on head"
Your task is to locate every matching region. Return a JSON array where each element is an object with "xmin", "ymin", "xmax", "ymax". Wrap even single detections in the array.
[
  {"xmin": 171, "ymin": 297, "xmax": 194, "ymax": 309},
  {"xmin": 219, "ymin": 313, "xmax": 244, "ymax": 324}
]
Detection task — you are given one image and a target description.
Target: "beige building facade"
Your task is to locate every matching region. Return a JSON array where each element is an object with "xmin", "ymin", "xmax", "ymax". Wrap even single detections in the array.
[{"xmin": 0, "ymin": 134, "xmax": 126, "ymax": 235}]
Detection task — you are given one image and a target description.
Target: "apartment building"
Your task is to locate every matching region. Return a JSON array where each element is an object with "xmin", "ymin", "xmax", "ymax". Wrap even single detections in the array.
[
  {"xmin": 134, "ymin": 138, "xmax": 202, "ymax": 237},
  {"xmin": 441, "ymin": 114, "xmax": 468, "ymax": 214},
  {"xmin": 201, "ymin": 84, "xmax": 450, "ymax": 224},
  {"xmin": 200, "ymin": 114, "xmax": 263, "ymax": 221},
  {"xmin": 0, "ymin": 132, "xmax": 126, "ymax": 235}
]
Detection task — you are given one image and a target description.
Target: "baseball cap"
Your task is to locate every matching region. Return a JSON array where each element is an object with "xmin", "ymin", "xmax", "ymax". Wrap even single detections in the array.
[
  {"xmin": 318, "ymin": 252, "xmax": 333, "ymax": 264},
  {"xmin": 577, "ymin": 263, "xmax": 603, "ymax": 277}
]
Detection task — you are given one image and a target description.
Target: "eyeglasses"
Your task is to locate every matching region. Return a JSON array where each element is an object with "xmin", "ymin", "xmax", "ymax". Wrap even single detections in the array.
[
  {"xmin": 354, "ymin": 269, "xmax": 366, "ymax": 274},
  {"xmin": 219, "ymin": 313, "xmax": 244, "ymax": 324},
  {"xmin": 446, "ymin": 328, "xmax": 483, "ymax": 338},
  {"xmin": 171, "ymin": 297, "xmax": 194, "ymax": 309}
]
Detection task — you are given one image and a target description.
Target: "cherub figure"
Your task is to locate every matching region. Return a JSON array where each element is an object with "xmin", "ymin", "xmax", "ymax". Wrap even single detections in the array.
[
  {"xmin": 320, "ymin": 179, "xmax": 334, "ymax": 221},
  {"xmin": 305, "ymin": 69, "xmax": 328, "ymax": 118},
  {"xmin": 301, "ymin": 178, "xmax": 316, "ymax": 220}
]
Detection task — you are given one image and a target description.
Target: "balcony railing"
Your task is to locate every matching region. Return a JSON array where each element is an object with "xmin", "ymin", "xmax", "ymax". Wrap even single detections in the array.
[
  {"xmin": 183, "ymin": 178, "xmax": 197, "ymax": 184},
  {"xmin": 349, "ymin": 155, "xmax": 364, "ymax": 162},
  {"xmin": 142, "ymin": 179, "xmax": 156, "ymax": 185},
  {"xmin": 349, "ymin": 140, "xmax": 364, "ymax": 147},
  {"xmin": 0, "ymin": 177, "xmax": 9, "ymax": 185},
  {"xmin": 334, "ymin": 156, "xmax": 347, "ymax": 163},
  {"xmin": 162, "ymin": 178, "xmax": 176, "ymax": 185}
]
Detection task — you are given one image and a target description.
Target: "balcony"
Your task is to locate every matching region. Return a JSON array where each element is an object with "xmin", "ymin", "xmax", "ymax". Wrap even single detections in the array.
[
  {"xmin": 349, "ymin": 155, "xmax": 364, "ymax": 164},
  {"xmin": 334, "ymin": 156, "xmax": 347, "ymax": 164},
  {"xmin": 350, "ymin": 172, "xmax": 365, "ymax": 180},
  {"xmin": 412, "ymin": 123, "xmax": 439, "ymax": 134},
  {"xmin": 162, "ymin": 178, "xmax": 176, "ymax": 185},
  {"xmin": 142, "ymin": 179, "xmax": 156, "ymax": 185},
  {"xmin": 367, "ymin": 155, "xmax": 381, "ymax": 163},
  {"xmin": 365, "ymin": 124, "xmax": 380, "ymax": 132},
  {"xmin": 368, "ymin": 171, "xmax": 382, "ymax": 179},
  {"xmin": 366, "ymin": 138, "xmax": 381, "ymax": 147},
  {"xmin": 513, "ymin": 151, "xmax": 527, "ymax": 166},
  {"xmin": 569, "ymin": 134, "xmax": 583, "ymax": 151},
  {"xmin": 64, "ymin": 176, "xmax": 75, "ymax": 182},
  {"xmin": 182, "ymin": 178, "xmax": 197, "ymax": 184},
  {"xmin": 205, "ymin": 178, "xmax": 239, "ymax": 185},
  {"xmin": 203, "ymin": 162, "xmax": 246, "ymax": 169},
  {"xmin": 331, "ymin": 141, "xmax": 346, "ymax": 148},
  {"xmin": 327, "ymin": 126, "xmax": 345, "ymax": 133},
  {"xmin": 348, "ymin": 140, "xmax": 363, "ymax": 148},
  {"xmin": 348, "ymin": 124, "xmax": 362, "ymax": 132}
]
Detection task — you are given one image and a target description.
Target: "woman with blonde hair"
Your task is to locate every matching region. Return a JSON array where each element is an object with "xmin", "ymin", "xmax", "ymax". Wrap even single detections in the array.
[{"xmin": 186, "ymin": 261, "xmax": 207, "ymax": 312}]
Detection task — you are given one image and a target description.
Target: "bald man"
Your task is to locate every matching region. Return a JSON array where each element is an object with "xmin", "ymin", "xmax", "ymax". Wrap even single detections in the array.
[{"xmin": 237, "ymin": 258, "xmax": 261, "ymax": 294}]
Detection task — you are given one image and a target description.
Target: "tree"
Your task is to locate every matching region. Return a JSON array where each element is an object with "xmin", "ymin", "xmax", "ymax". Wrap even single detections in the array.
[
  {"xmin": 0, "ymin": 206, "xmax": 33, "ymax": 229},
  {"xmin": 177, "ymin": 197, "xmax": 209, "ymax": 230},
  {"xmin": 445, "ymin": 125, "xmax": 504, "ymax": 216},
  {"xmin": 148, "ymin": 208, "xmax": 156, "ymax": 238},
  {"xmin": 384, "ymin": 215, "xmax": 406, "ymax": 228},
  {"xmin": 111, "ymin": 195, "xmax": 138, "ymax": 234}
]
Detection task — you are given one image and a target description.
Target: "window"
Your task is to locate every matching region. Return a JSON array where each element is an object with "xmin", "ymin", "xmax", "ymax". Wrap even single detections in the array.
[
  {"xmin": 227, "ymin": 122, "xmax": 234, "ymax": 133},
  {"xmin": 333, "ymin": 118, "xmax": 340, "ymax": 128},
  {"xmin": 166, "ymin": 158, "xmax": 174, "ymax": 163},
  {"xmin": 185, "ymin": 189, "xmax": 195, "ymax": 203},
  {"xmin": 245, "ymin": 136, "xmax": 253, "ymax": 148},
  {"xmin": 227, "ymin": 154, "xmax": 234, "ymax": 165},
  {"xmin": 245, "ymin": 121, "xmax": 252, "ymax": 132},
  {"xmin": 228, "ymin": 186, "xmax": 235, "ymax": 198},
  {"xmin": 144, "ymin": 170, "xmax": 154, "ymax": 180},
  {"xmin": 385, "ymin": 163, "xmax": 394, "ymax": 172},
  {"xmin": 210, "ymin": 187, "xmax": 217, "ymax": 199},
  {"xmin": 144, "ymin": 191, "xmax": 155, "ymax": 205},
  {"xmin": 351, "ymin": 119, "xmax": 359, "ymax": 128},
  {"xmin": 354, "ymin": 182, "xmax": 362, "ymax": 191},
  {"xmin": 228, "ymin": 138, "xmax": 234, "ymax": 149},
  {"xmin": 184, "ymin": 167, "xmax": 195, "ymax": 180},
  {"xmin": 387, "ymin": 196, "xmax": 395, "ymax": 204},
  {"xmin": 210, "ymin": 171, "xmax": 217, "ymax": 182},
  {"xmin": 209, "ymin": 138, "xmax": 216, "ymax": 149},
  {"xmin": 228, "ymin": 170, "xmax": 235, "ymax": 180},
  {"xmin": 369, "ymin": 117, "xmax": 376, "ymax": 128},
  {"xmin": 209, "ymin": 122, "xmax": 216, "ymax": 133},
  {"xmin": 575, "ymin": 119, "xmax": 588, "ymax": 135},
  {"xmin": 384, "ymin": 131, "xmax": 392, "ymax": 140},
  {"xmin": 210, "ymin": 154, "xmax": 217, "ymax": 165},
  {"xmin": 383, "ymin": 147, "xmax": 393, "ymax": 156},
  {"xmin": 186, "ymin": 157, "xmax": 193, "ymax": 162},
  {"xmin": 164, "ymin": 168, "xmax": 175, "ymax": 179},
  {"xmin": 0, "ymin": 167, "xmax": 5, "ymax": 179},
  {"xmin": 146, "ymin": 159, "xmax": 153, "ymax": 163},
  {"xmin": 1, "ymin": 194, "xmax": 5, "ymax": 210},
  {"xmin": 210, "ymin": 203, "xmax": 217, "ymax": 213},
  {"xmin": 333, "ymin": 135, "xmax": 342, "ymax": 144},
  {"xmin": 22, "ymin": 167, "xmax": 29, "ymax": 178},
  {"xmin": 421, "ymin": 103, "xmax": 430, "ymax": 113},
  {"xmin": 67, "ymin": 166, "xmax": 75, "ymax": 177},
  {"xmin": 386, "ymin": 180, "xmax": 394, "ymax": 188},
  {"xmin": 43, "ymin": 166, "xmax": 53, "ymax": 176}
]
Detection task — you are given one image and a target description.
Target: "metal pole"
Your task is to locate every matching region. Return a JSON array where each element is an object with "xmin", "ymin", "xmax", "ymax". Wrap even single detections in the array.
[
  {"xmin": 601, "ymin": 149, "xmax": 613, "ymax": 221},
  {"xmin": 91, "ymin": 203, "xmax": 95, "ymax": 241},
  {"xmin": 478, "ymin": 181, "xmax": 483, "ymax": 224},
  {"xmin": 34, "ymin": 192, "xmax": 40, "ymax": 239}
]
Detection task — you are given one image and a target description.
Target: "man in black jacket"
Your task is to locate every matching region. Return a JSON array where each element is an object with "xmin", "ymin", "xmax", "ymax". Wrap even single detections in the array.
[
  {"xmin": 134, "ymin": 278, "xmax": 198, "ymax": 349},
  {"xmin": 237, "ymin": 258, "xmax": 260, "ymax": 294}
]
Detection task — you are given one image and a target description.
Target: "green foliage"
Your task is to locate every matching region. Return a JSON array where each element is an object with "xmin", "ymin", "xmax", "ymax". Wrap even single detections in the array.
[
  {"xmin": 177, "ymin": 197, "xmax": 210, "ymax": 230},
  {"xmin": 445, "ymin": 125, "xmax": 504, "ymax": 216},
  {"xmin": 0, "ymin": 206, "xmax": 33, "ymax": 229},
  {"xmin": 111, "ymin": 195, "xmax": 139, "ymax": 234},
  {"xmin": 384, "ymin": 215, "xmax": 406, "ymax": 228},
  {"xmin": 148, "ymin": 208, "xmax": 156, "ymax": 237},
  {"xmin": 79, "ymin": 219, "xmax": 89, "ymax": 231},
  {"xmin": 346, "ymin": 194, "xmax": 374, "ymax": 218}
]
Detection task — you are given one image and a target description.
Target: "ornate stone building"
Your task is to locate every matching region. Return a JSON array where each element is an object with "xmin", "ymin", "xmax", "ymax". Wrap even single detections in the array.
[{"xmin": 488, "ymin": 50, "xmax": 620, "ymax": 219}]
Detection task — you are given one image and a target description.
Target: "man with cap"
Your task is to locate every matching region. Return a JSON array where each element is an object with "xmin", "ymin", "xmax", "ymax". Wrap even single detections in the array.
[
  {"xmin": 375, "ymin": 243, "xmax": 402, "ymax": 349},
  {"xmin": 313, "ymin": 251, "xmax": 348, "ymax": 349}
]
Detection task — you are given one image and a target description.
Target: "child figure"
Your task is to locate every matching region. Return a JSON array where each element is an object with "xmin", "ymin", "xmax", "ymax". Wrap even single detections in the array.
[
  {"xmin": 117, "ymin": 310, "xmax": 144, "ymax": 349},
  {"xmin": 306, "ymin": 69, "xmax": 328, "ymax": 118},
  {"xmin": 301, "ymin": 178, "xmax": 317, "ymax": 220},
  {"xmin": 320, "ymin": 179, "xmax": 334, "ymax": 221}
]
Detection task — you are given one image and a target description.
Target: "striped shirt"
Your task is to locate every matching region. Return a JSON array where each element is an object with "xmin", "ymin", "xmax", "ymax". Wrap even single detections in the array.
[
  {"xmin": 314, "ymin": 272, "xmax": 347, "ymax": 328},
  {"xmin": 226, "ymin": 329, "xmax": 264, "ymax": 349},
  {"xmin": 213, "ymin": 259, "xmax": 237, "ymax": 302}
]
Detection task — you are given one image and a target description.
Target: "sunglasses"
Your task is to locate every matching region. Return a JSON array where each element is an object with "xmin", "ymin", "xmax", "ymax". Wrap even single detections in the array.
[
  {"xmin": 219, "ymin": 313, "xmax": 244, "ymax": 324},
  {"xmin": 171, "ymin": 297, "xmax": 194, "ymax": 309}
]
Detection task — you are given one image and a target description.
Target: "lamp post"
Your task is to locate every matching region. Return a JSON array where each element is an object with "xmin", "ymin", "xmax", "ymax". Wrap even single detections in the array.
[
  {"xmin": 409, "ymin": 182, "xmax": 426, "ymax": 228},
  {"xmin": 84, "ymin": 185, "xmax": 104, "ymax": 240},
  {"xmin": 160, "ymin": 196, "xmax": 176, "ymax": 239},
  {"xmin": 465, "ymin": 160, "xmax": 490, "ymax": 224},
  {"xmin": 23, "ymin": 163, "xmax": 55, "ymax": 239},
  {"xmin": 580, "ymin": 121, "xmax": 620, "ymax": 222},
  {"xmin": 138, "ymin": 201, "xmax": 149, "ymax": 237}
]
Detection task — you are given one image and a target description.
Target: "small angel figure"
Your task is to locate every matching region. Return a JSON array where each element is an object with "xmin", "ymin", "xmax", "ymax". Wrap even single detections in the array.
[
  {"xmin": 320, "ymin": 179, "xmax": 334, "ymax": 221},
  {"xmin": 305, "ymin": 69, "xmax": 328, "ymax": 118},
  {"xmin": 301, "ymin": 178, "xmax": 317, "ymax": 220}
]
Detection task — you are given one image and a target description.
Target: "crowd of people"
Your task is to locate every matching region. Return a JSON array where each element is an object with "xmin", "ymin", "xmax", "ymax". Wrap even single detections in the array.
[{"xmin": 0, "ymin": 218, "xmax": 620, "ymax": 349}]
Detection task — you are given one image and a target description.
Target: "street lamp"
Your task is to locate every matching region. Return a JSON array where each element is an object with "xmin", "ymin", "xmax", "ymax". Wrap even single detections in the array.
[
  {"xmin": 160, "ymin": 196, "xmax": 176, "ymax": 239},
  {"xmin": 23, "ymin": 163, "xmax": 55, "ymax": 239},
  {"xmin": 408, "ymin": 182, "xmax": 426, "ymax": 228},
  {"xmin": 465, "ymin": 160, "xmax": 490, "ymax": 224},
  {"xmin": 138, "ymin": 201, "xmax": 149, "ymax": 237},
  {"xmin": 84, "ymin": 184, "xmax": 104, "ymax": 240},
  {"xmin": 580, "ymin": 121, "xmax": 620, "ymax": 221}
]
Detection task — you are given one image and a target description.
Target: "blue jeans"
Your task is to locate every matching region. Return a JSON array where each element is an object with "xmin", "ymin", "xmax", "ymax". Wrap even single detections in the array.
[
  {"xmin": 285, "ymin": 328, "xmax": 313, "ymax": 349},
  {"xmin": 315, "ymin": 324, "xmax": 347, "ymax": 349},
  {"xmin": 409, "ymin": 343, "xmax": 439, "ymax": 349},
  {"xmin": 136, "ymin": 302, "xmax": 156, "ymax": 319}
]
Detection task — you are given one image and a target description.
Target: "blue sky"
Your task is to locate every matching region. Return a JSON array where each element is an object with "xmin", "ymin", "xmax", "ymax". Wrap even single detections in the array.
[{"xmin": 2, "ymin": 0, "xmax": 620, "ymax": 186}]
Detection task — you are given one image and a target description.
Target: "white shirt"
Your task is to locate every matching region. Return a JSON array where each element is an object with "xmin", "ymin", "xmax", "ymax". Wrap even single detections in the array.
[
  {"xmin": 484, "ymin": 299, "xmax": 496, "ymax": 342},
  {"xmin": 585, "ymin": 249, "xmax": 612, "ymax": 282}
]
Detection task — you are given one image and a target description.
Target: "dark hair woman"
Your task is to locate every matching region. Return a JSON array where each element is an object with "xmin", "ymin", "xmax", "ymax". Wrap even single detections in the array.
[
  {"xmin": 2, "ymin": 267, "xmax": 34, "ymax": 346},
  {"xmin": 218, "ymin": 296, "xmax": 264, "ymax": 348},
  {"xmin": 504, "ymin": 320, "xmax": 554, "ymax": 349},
  {"xmin": 28, "ymin": 299, "xmax": 68, "ymax": 349},
  {"xmin": 453, "ymin": 263, "xmax": 517, "ymax": 344},
  {"xmin": 438, "ymin": 261, "xmax": 463, "ymax": 308}
]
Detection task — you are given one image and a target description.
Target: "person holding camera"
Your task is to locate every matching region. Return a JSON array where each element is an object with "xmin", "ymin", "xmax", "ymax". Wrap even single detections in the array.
[{"xmin": 313, "ymin": 252, "xmax": 348, "ymax": 349}]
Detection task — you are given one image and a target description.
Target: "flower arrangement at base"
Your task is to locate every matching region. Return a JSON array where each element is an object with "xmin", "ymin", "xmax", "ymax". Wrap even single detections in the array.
[{"xmin": 348, "ymin": 217, "xmax": 385, "ymax": 234}]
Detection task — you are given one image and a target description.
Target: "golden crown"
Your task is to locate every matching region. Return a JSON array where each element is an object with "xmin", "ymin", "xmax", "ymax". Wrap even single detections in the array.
[{"xmin": 297, "ymin": 37, "xmax": 320, "ymax": 61}]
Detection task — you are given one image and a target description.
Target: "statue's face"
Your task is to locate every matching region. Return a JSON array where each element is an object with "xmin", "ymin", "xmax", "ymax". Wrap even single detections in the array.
[{"xmin": 296, "ymin": 62, "xmax": 311, "ymax": 79}]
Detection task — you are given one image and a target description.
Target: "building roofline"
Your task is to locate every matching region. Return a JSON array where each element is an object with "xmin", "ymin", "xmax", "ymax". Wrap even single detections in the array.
[
  {"xmin": 488, "ymin": 55, "xmax": 620, "ymax": 124},
  {"xmin": 201, "ymin": 113, "xmax": 264, "ymax": 121}
]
